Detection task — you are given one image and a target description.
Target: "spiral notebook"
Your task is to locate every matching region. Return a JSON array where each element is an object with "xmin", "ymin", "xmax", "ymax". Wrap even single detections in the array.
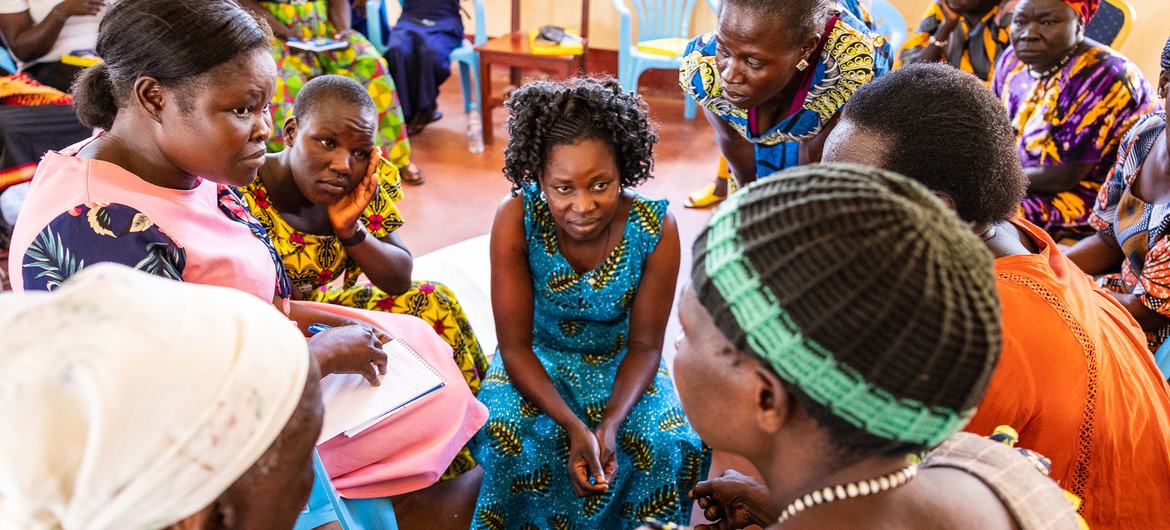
[{"xmin": 317, "ymin": 338, "xmax": 446, "ymax": 444}]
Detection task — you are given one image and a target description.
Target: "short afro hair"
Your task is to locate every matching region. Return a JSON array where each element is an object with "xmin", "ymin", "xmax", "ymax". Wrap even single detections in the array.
[
  {"xmin": 839, "ymin": 63, "xmax": 1026, "ymax": 225},
  {"xmin": 292, "ymin": 74, "xmax": 377, "ymax": 124},
  {"xmin": 503, "ymin": 76, "xmax": 657, "ymax": 192},
  {"xmin": 721, "ymin": 0, "xmax": 832, "ymax": 43}
]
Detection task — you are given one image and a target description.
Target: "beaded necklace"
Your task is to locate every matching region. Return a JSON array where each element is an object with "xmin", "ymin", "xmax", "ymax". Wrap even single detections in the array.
[
  {"xmin": 776, "ymin": 463, "xmax": 919, "ymax": 525},
  {"xmin": 1028, "ymin": 42, "xmax": 1081, "ymax": 79}
]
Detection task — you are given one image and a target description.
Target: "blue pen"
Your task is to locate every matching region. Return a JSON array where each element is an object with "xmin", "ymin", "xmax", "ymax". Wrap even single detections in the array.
[{"xmin": 307, "ymin": 323, "xmax": 332, "ymax": 335}]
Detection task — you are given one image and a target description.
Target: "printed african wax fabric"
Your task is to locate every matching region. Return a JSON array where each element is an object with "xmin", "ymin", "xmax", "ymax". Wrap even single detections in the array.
[
  {"xmin": 896, "ymin": 1, "xmax": 1012, "ymax": 82},
  {"xmin": 241, "ymin": 161, "xmax": 487, "ymax": 480},
  {"xmin": 259, "ymin": 0, "xmax": 412, "ymax": 169},
  {"xmin": 993, "ymin": 42, "xmax": 1158, "ymax": 240},
  {"xmin": 1090, "ymin": 112, "xmax": 1170, "ymax": 349},
  {"xmin": 470, "ymin": 184, "xmax": 710, "ymax": 529},
  {"xmin": 679, "ymin": 6, "xmax": 891, "ymax": 177}
]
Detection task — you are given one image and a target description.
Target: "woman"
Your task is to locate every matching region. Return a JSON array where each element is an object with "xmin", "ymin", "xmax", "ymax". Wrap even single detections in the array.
[
  {"xmin": 7, "ymin": 0, "xmax": 391, "ymax": 385},
  {"xmin": 673, "ymin": 165, "xmax": 1079, "ymax": 529},
  {"xmin": 376, "ymin": 0, "xmax": 463, "ymax": 134},
  {"xmin": 5, "ymin": 0, "xmax": 486, "ymax": 516},
  {"xmin": 679, "ymin": 0, "xmax": 890, "ymax": 205},
  {"xmin": 1068, "ymin": 38, "xmax": 1170, "ymax": 350},
  {"xmin": 0, "ymin": 264, "xmax": 323, "ymax": 530},
  {"xmin": 822, "ymin": 63, "xmax": 1170, "ymax": 528},
  {"xmin": 472, "ymin": 77, "xmax": 709, "ymax": 529},
  {"xmin": 241, "ymin": 74, "xmax": 487, "ymax": 481},
  {"xmin": 897, "ymin": 0, "xmax": 1013, "ymax": 82},
  {"xmin": 0, "ymin": 0, "xmax": 104, "ymax": 92},
  {"xmin": 993, "ymin": 0, "xmax": 1158, "ymax": 241},
  {"xmin": 240, "ymin": 0, "xmax": 425, "ymax": 185}
]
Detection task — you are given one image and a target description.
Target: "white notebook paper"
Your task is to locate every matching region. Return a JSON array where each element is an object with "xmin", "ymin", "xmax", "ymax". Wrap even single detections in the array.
[{"xmin": 317, "ymin": 338, "xmax": 446, "ymax": 444}]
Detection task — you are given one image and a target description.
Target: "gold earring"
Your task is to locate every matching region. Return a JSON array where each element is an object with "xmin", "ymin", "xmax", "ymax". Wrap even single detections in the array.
[{"xmin": 796, "ymin": 59, "xmax": 809, "ymax": 72}]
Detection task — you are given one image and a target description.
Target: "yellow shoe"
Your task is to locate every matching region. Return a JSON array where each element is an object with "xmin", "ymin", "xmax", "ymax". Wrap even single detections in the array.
[{"xmin": 685, "ymin": 182, "xmax": 727, "ymax": 209}]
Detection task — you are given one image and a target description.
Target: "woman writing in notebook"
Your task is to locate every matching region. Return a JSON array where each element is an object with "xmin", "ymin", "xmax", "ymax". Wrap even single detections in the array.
[
  {"xmin": 6, "ymin": 3, "xmax": 485, "ymax": 523},
  {"xmin": 238, "ymin": 74, "xmax": 490, "ymax": 527}
]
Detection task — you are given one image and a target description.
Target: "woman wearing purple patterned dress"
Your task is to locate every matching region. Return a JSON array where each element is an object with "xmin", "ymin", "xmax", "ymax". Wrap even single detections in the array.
[{"xmin": 993, "ymin": 0, "xmax": 1158, "ymax": 241}]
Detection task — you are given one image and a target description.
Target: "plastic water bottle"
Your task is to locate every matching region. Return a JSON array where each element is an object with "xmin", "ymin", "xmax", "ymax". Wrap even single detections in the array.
[{"xmin": 467, "ymin": 108, "xmax": 485, "ymax": 154}]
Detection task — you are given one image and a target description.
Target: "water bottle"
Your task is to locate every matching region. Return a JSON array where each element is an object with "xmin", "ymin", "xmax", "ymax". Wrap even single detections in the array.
[{"xmin": 467, "ymin": 108, "xmax": 485, "ymax": 154}]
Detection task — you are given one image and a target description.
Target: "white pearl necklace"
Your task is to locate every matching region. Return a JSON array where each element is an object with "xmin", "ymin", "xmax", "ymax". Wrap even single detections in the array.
[{"xmin": 776, "ymin": 464, "xmax": 919, "ymax": 525}]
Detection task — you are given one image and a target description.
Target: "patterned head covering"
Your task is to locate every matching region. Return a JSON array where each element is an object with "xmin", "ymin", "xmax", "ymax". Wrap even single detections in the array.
[
  {"xmin": 0, "ymin": 264, "xmax": 310, "ymax": 529},
  {"xmin": 690, "ymin": 165, "xmax": 1002, "ymax": 453},
  {"xmin": 1061, "ymin": 0, "xmax": 1100, "ymax": 22},
  {"xmin": 1161, "ymin": 34, "xmax": 1170, "ymax": 71}
]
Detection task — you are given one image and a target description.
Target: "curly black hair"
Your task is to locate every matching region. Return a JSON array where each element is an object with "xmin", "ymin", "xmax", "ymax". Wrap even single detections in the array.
[
  {"xmin": 502, "ymin": 76, "xmax": 657, "ymax": 192},
  {"xmin": 839, "ymin": 63, "xmax": 1026, "ymax": 225}
]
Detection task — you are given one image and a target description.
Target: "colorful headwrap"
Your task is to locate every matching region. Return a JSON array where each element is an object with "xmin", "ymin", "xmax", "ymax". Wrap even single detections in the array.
[
  {"xmin": 1161, "ymin": 34, "xmax": 1170, "ymax": 71},
  {"xmin": 690, "ymin": 164, "xmax": 1002, "ymax": 453},
  {"xmin": 1061, "ymin": 0, "xmax": 1100, "ymax": 22},
  {"xmin": 0, "ymin": 264, "xmax": 310, "ymax": 529}
]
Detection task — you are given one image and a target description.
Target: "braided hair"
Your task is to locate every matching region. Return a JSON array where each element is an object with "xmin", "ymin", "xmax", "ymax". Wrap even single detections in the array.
[
  {"xmin": 502, "ymin": 77, "xmax": 657, "ymax": 193},
  {"xmin": 691, "ymin": 164, "xmax": 1002, "ymax": 456}
]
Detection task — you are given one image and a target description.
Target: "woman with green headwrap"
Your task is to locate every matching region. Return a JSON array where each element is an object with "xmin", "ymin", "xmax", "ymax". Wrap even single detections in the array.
[{"xmin": 666, "ymin": 165, "xmax": 1080, "ymax": 529}]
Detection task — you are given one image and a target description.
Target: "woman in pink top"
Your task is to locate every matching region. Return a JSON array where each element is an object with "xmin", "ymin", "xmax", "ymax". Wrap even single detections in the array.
[{"xmin": 7, "ymin": 0, "xmax": 485, "ymax": 507}]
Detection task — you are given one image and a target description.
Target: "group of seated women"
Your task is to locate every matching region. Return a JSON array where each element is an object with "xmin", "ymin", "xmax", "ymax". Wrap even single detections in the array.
[{"xmin": 1, "ymin": 0, "xmax": 1170, "ymax": 529}]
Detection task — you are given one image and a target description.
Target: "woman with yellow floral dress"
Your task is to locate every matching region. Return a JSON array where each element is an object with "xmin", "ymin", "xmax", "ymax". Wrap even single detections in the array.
[
  {"xmin": 241, "ymin": 0, "xmax": 425, "ymax": 184},
  {"xmin": 239, "ymin": 75, "xmax": 486, "ymax": 480}
]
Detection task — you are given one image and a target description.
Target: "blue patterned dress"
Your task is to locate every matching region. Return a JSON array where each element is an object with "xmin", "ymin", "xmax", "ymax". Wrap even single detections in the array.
[
  {"xmin": 470, "ymin": 186, "xmax": 711, "ymax": 530},
  {"xmin": 679, "ymin": 2, "xmax": 890, "ymax": 178}
]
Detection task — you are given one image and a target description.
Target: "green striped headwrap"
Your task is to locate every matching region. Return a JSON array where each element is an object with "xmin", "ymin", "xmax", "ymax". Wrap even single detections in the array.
[{"xmin": 691, "ymin": 164, "xmax": 1002, "ymax": 453}]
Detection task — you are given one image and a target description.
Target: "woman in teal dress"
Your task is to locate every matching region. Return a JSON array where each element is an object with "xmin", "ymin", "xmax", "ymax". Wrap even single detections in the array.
[{"xmin": 472, "ymin": 77, "xmax": 710, "ymax": 529}]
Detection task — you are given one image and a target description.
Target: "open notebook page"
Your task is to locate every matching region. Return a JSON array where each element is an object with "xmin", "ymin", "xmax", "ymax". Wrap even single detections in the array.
[{"xmin": 317, "ymin": 338, "xmax": 446, "ymax": 444}]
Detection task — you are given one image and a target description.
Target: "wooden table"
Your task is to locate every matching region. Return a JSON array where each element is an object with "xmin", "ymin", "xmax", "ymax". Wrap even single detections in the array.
[{"xmin": 474, "ymin": 0, "xmax": 590, "ymax": 144}]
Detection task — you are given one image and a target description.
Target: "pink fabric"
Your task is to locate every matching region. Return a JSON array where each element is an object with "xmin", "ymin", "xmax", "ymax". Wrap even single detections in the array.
[
  {"xmin": 7, "ymin": 140, "xmax": 276, "ymax": 301},
  {"xmin": 302, "ymin": 301, "xmax": 489, "ymax": 498},
  {"xmin": 7, "ymin": 138, "xmax": 487, "ymax": 498}
]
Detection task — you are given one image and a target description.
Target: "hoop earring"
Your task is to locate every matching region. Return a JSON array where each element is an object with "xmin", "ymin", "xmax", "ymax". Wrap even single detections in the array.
[
  {"xmin": 540, "ymin": 190, "xmax": 548, "ymax": 202},
  {"xmin": 796, "ymin": 59, "xmax": 810, "ymax": 72}
]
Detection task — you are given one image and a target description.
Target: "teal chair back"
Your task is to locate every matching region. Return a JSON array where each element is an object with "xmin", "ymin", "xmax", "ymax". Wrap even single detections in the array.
[
  {"xmin": 611, "ymin": 0, "xmax": 703, "ymax": 119},
  {"xmin": 869, "ymin": 0, "xmax": 908, "ymax": 52},
  {"xmin": 364, "ymin": 0, "xmax": 484, "ymax": 114},
  {"xmin": 0, "ymin": 47, "xmax": 17, "ymax": 75},
  {"xmin": 1154, "ymin": 339, "xmax": 1170, "ymax": 379},
  {"xmin": 626, "ymin": 0, "xmax": 702, "ymax": 43}
]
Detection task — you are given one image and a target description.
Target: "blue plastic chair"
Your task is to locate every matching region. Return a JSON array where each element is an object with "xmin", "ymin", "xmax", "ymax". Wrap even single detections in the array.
[
  {"xmin": 365, "ymin": 0, "xmax": 485, "ymax": 113},
  {"xmin": 869, "ymin": 0, "xmax": 908, "ymax": 52},
  {"xmin": 610, "ymin": 0, "xmax": 704, "ymax": 119},
  {"xmin": 0, "ymin": 47, "xmax": 18, "ymax": 75},
  {"xmin": 294, "ymin": 450, "xmax": 399, "ymax": 530},
  {"xmin": 1154, "ymin": 339, "xmax": 1170, "ymax": 379},
  {"xmin": 1085, "ymin": 0, "xmax": 1134, "ymax": 48}
]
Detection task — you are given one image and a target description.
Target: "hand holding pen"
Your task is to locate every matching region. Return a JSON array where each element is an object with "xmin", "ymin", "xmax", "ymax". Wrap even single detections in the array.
[{"xmin": 307, "ymin": 323, "xmax": 389, "ymax": 386}]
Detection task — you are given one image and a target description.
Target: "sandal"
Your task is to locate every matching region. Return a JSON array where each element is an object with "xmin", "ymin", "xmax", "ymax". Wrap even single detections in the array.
[
  {"xmin": 684, "ymin": 182, "xmax": 727, "ymax": 209},
  {"xmin": 400, "ymin": 163, "xmax": 426, "ymax": 186},
  {"xmin": 406, "ymin": 110, "xmax": 443, "ymax": 136}
]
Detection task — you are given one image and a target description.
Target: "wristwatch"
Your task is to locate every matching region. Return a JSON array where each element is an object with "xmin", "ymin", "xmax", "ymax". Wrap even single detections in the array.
[{"xmin": 339, "ymin": 223, "xmax": 367, "ymax": 247}]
